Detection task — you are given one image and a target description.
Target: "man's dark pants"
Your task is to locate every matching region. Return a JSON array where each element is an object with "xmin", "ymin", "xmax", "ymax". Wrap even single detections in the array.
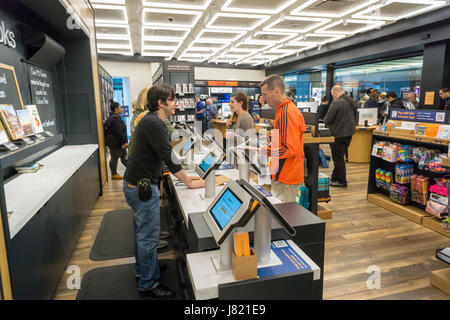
[
  {"xmin": 109, "ymin": 147, "xmax": 127, "ymax": 175},
  {"xmin": 330, "ymin": 136, "xmax": 352, "ymax": 185}
]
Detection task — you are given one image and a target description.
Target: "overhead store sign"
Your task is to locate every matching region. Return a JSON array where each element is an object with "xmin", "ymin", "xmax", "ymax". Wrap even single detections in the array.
[
  {"xmin": 390, "ymin": 109, "xmax": 449, "ymax": 124},
  {"xmin": 208, "ymin": 81, "xmax": 238, "ymax": 86},
  {"xmin": 0, "ymin": 20, "xmax": 16, "ymax": 48},
  {"xmin": 210, "ymin": 87, "xmax": 232, "ymax": 93}
]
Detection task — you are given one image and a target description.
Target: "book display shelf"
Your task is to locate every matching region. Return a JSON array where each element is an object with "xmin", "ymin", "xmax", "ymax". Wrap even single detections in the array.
[{"xmin": 0, "ymin": 0, "xmax": 103, "ymax": 300}]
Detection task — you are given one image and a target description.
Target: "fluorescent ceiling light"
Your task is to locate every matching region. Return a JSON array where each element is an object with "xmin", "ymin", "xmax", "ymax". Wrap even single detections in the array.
[
  {"xmin": 97, "ymin": 43, "xmax": 131, "ymax": 49},
  {"xmin": 196, "ymin": 29, "xmax": 246, "ymax": 43},
  {"xmin": 98, "ymin": 49, "xmax": 133, "ymax": 56},
  {"xmin": 142, "ymin": 44, "xmax": 179, "ymax": 50},
  {"xmin": 96, "ymin": 34, "xmax": 130, "ymax": 40},
  {"xmin": 92, "ymin": 4, "xmax": 128, "ymax": 24},
  {"xmin": 290, "ymin": 33, "xmax": 346, "ymax": 45},
  {"xmin": 142, "ymin": 0, "xmax": 212, "ymax": 10},
  {"xmin": 264, "ymin": 16, "xmax": 330, "ymax": 33},
  {"xmin": 290, "ymin": 0, "xmax": 379, "ymax": 18},
  {"xmin": 91, "ymin": 0, "xmax": 125, "ymax": 3},
  {"xmin": 142, "ymin": 8, "xmax": 202, "ymax": 28},
  {"xmin": 352, "ymin": 0, "xmax": 446, "ymax": 20},
  {"xmin": 206, "ymin": 13, "xmax": 270, "ymax": 31},
  {"xmin": 142, "ymin": 26, "xmax": 191, "ymax": 40},
  {"xmin": 142, "ymin": 52, "xmax": 173, "ymax": 57},
  {"xmin": 221, "ymin": 0, "xmax": 298, "ymax": 14},
  {"xmin": 252, "ymin": 31, "xmax": 299, "ymax": 43},
  {"xmin": 315, "ymin": 19, "xmax": 385, "ymax": 35}
]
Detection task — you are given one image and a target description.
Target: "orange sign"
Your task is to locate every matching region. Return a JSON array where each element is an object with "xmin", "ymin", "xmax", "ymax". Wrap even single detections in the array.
[
  {"xmin": 424, "ymin": 91, "xmax": 435, "ymax": 105},
  {"xmin": 208, "ymin": 81, "xmax": 238, "ymax": 86}
]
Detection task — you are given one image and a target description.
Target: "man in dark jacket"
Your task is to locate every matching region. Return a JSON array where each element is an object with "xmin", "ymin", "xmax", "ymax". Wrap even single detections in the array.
[
  {"xmin": 317, "ymin": 95, "xmax": 330, "ymax": 121},
  {"xmin": 324, "ymin": 85, "xmax": 357, "ymax": 188},
  {"xmin": 364, "ymin": 88, "xmax": 378, "ymax": 108},
  {"xmin": 104, "ymin": 101, "xmax": 128, "ymax": 179},
  {"xmin": 386, "ymin": 91, "xmax": 405, "ymax": 110}
]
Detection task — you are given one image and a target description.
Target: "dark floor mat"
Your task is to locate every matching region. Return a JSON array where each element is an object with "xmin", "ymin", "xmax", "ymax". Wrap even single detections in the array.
[
  {"xmin": 89, "ymin": 209, "xmax": 172, "ymax": 261},
  {"xmin": 76, "ymin": 260, "xmax": 184, "ymax": 300}
]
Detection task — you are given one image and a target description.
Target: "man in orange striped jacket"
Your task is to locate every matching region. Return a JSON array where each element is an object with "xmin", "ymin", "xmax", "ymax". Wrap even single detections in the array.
[{"xmin": 260, "ymin": 75, "xmax": 306, "ymax": 203}]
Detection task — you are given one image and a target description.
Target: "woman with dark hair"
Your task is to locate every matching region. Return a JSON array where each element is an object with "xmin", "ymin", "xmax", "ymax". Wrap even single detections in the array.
[
  {"xmin": 104, "ymin": 100, "xmax": 128, "ymax": 179},
  {"xmin": 317, "ymin": 95, "xmax": 331, "ymax": 121},
  {"xmin": 226, "ymin": 91, "xmax": 254, "ymax": 132}
]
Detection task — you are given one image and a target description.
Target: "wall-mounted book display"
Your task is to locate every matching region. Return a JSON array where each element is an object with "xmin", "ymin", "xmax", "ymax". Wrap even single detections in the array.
[
  {"xmin": 0, "ymin": 63, "xmax": 24, "ymax": 109},
  {"xmin": 0, "ymin": 121, "xmax": 9, "ymax": 145}
]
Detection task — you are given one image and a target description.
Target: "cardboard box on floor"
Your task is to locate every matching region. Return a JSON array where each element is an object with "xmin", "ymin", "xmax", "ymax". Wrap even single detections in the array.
[{"xmin": 430, "ymin": 268, "xmax": 450, "ymax": 295}]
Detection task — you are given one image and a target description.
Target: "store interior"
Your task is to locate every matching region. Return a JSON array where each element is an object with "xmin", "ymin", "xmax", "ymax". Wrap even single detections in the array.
[{"xmin": 0, "ymin": 0, "xmax": 449, "ymax": 301}]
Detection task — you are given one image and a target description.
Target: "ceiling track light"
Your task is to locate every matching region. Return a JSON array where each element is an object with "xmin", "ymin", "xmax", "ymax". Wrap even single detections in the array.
[{"xmin": 343, "ymin": 19, "xmax": 348, "ymax": 26}]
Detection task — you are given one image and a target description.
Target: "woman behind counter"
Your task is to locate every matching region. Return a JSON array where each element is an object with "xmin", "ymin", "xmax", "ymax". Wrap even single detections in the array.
[{"xmin": 226, "ymin": 91, "xmax": 254, "ymax": 132}]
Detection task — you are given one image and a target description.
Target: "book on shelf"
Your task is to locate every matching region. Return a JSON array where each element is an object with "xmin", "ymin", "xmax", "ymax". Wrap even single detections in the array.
[
  {"xmin": 15, "ymin": 162, "xmax": 41, "ymax": 173},
  {"xmin": 175, "ymin": 83, "xmax": 182, "ymax": 94},
  {"xmin": 0, "ymin": 104, "xmax": 26, "ymax": 140},
  {"xmin": 25, "ymin": 105, "xmax": 44, "ymax": 134},
  {"xmin": 182, "ymin": 83, "xmax": 188, "ymax": 93},
  {"xmin": 0, "ymin": 120, "xmax": 10, "ymax": 145},
  {"xmin": 16, "ymin": 109, "xmax": 34, "ymax": 136},
  {"xmin": 189, "ymin": 83, "xmax": 194, "ymax": 93}
]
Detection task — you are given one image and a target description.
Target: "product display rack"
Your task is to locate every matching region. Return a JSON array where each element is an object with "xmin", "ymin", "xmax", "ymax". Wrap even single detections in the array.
[
  {"xmin": 98, "ymin": 65, "xmax": 113, "ymax": 122},
  {"xmin": 161, "ymin": 61, "xmax": 196, "ymax": 126},
  {"xmin": 367, "ymin": 130, "xmax": 450, "ymax": 237}
]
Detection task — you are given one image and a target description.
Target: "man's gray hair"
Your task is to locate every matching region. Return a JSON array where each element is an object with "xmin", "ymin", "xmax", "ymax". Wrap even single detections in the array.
[
  {"xmin": 331, "ymin": 85, "xmax": 345, "ymax": 95},
  {"xmin": 260, "ymin": 74, "xmax": 285, "ymax": 92}
]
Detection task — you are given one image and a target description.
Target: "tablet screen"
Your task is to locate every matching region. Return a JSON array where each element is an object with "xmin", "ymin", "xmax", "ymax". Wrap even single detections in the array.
[
  {"xmin": 200, "ymin": 152, "xmax": 215, "ymax": 172},
  {"xmin": 182, "ymin": 138, "xmax": 194, "ymax": 153},
  {"xmin": 210, "ymin": 189, "xmax": 242, "ymax": 230}
]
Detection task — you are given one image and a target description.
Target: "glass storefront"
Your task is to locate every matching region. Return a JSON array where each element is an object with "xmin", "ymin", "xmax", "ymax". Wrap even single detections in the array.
[
  {"xmin": 284, "ymin": 70, "xmax": 327, "ymax": 103},
  {"xmin": 334, "ymin": 56, "xmax": 423, "ymax": 103}
]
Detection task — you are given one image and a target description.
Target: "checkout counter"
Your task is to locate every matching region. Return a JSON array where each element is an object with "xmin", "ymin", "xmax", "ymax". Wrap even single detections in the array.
[{"xmin": 167, "ymin": 134, "xmax": 325, "ymax": 299}]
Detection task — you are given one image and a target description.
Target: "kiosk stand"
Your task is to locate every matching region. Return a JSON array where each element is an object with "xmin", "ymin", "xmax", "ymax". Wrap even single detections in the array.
[
  {"xmin": 187, "ymin": 178, "xmax": 320, "ymax": 299},
  {"xmin": 195, "ymin": 150, "xmax": 223, "ymax": 199}
]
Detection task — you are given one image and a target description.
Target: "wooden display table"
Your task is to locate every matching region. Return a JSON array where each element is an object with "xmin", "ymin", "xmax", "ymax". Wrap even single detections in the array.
[{"xmin": 348, "ymin": 126, "xmax": 377, "ymax": 163}]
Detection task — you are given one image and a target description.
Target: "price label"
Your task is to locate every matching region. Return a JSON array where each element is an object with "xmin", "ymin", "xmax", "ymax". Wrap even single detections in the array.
[
  {"xmin": 44, "ymin": 131, "xmax": 54, "ymax": 137},
  {"xmin": 35, "ymin": 133, "xmax": 45, "ymax": 140},
  {"xmin": 22, "ymin": 137, "xmax": 34, "ymax": 145},
  {"xmin": 2, "ymin": 142, "xmax": 18, "ymax": 151}
]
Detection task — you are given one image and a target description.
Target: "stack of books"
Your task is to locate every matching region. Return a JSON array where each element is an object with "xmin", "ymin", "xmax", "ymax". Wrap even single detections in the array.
[{"xmin": 15, "ymin": 162, "xmax": 41, "ymax": 173}]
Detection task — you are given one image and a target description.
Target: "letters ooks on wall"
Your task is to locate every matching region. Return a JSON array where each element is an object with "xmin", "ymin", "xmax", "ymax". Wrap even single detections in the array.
[{"xmin": 27, "ymin": 64, "xmax": 57, "ymax": 133}]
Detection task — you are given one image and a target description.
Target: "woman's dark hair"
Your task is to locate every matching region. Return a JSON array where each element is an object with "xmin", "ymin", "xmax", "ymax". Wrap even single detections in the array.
[
  {"xmin": 322, "ymin": 95, "xmax": 330, "ymax": 103},
  {"xmin": 386, "ymin": 91, "xmax": 398, "ymax": 99},
  {"xmin": 146, "ymin": 84, "xmax": 175, "ymax": 112},
  {"xmin": 109, "ymin": 100, "xmax": 121, "ymax": 113},
  {"xmin": 231, "ymin": 91, "xmax": 249, "ymax": 111}
]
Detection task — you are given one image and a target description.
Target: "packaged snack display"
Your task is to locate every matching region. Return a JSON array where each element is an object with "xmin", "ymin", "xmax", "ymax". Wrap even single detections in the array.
[
  {"xmin": 371, "ymin": 141, "xmax": 386, "ymax": 158},
  {"xmin": 397, "ymin": 145, "xmax": 413, "ymax": 162},
  {"xmin": 415, "ymin": 124, "xmax": 440, "ymax": 137},
  {"xmin": 395, "ymin": 163, "xmax": 414, "ymax": 184},
  {"xmin": 375, "ymin": 168, "xmax": 392, "ymax": 190},
  {"xmin": 425, "ymin": 199, "xmax": 448, "ymax": 219},
  {"xmin": 410, "ymin": 175, "xmax": 429, "ymax": 206},
  {"xmin": 382, "ymin": 145, "xmax": 398, "ymax": 162},
  {"xmin": 389, "ymin": 183, "xmax": 409, "ymax": 205},
  {"xmin": 428, "ymin": 156, "xmax": 448, "ymax": 173}
]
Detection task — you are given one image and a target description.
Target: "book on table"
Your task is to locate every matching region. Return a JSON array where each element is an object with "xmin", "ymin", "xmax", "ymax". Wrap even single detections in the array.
[
  {"xmin": 0, "ymin": 120, "xmax": 10, "ymax": 145},
  {"xmin": 0, "ymin": 104, "xmax": 26, "ymax": 140},
  {"xmin": 15, "ymin": 162, "xmax": 41, "ymax": 173}
]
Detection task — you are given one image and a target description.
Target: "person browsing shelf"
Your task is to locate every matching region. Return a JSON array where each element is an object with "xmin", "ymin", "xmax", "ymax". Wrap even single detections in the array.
[
  {"xmin": 195, "ymin": 96, "xmax": 205, "ymax": 134},
  {"xmin": 104, "ymin": 101, "xmax": 128, "ymax": 180},
  {"xmin": 123, "ymin": 84, "xmax": 204, "ymax": 299}
]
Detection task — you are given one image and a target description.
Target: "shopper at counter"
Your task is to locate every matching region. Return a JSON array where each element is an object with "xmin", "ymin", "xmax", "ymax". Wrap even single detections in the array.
[
  {"xmin": 325, "ymin": 85, "xmax": 357, "ymax": 188},
  {"xmin": 228, "ymin": 91, "xmax": 254, "ymax": 133},
  {"xmin": 406, "ymin": 92, "xmax": 419, "ymax": 110},
  {"xmin": 124, "ymin": 84, "xmax": 205, "ymax": 299},
  {"xmin": 131, "ymin": 87, "xmax": 150, "ymax": 135},
  {"xmin": 439, "ymin": 88, "xmax": 450, "ymax": 110},
  {"xmin": 377, "ymin": 92, "xmax": 388, "ymax": 124},
  {"xmin": 104, "ymin": 101, "xmax": 128, "ymax": 180},
  {"xmin": 317, "ymin": 95, "xmax": 330, "ymax": 121},
  {"xmin": 364, "ymin": 88, "xmax": 378, "ymax": 108},
  {"xmin": 195, "ymin": 96, "xmax": 205, "ymax": 134},
  {"xmin": 206, "ymin": 98, "xmax": 218, "ymax": 120},
  {"xmin": 386, "ymin": 91, "xmax": 405, "ymax": 109},
  {"xmin": 259, "ymin": 75, "xmax": 306, "ymax": 202}
]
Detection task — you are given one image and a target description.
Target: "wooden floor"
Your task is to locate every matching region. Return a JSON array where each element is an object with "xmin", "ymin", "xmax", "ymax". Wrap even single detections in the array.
[{"xmin": 53, "ymin": 151, "xmax": 450, "ymax": 300}]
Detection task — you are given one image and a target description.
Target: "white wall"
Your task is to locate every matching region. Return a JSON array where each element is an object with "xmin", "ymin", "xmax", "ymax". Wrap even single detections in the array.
[
  {"xmin": 99, "ymin": 60, "xmax": 160, "ymax": 101},
  {"xmin": 195, "ymin": 67, "xmax": 266, "ymax": 82}
]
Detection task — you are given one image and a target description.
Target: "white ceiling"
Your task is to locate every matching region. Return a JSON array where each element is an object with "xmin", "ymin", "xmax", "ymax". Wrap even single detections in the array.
[{"xmin": 90, "ymin": 0, "xmax": 449, "ymax": 66}]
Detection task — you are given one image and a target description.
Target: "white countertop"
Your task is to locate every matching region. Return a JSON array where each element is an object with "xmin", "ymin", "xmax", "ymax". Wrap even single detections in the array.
[
  {"xmin": 187, "ymin": 240, "xmax": 320, "ymax": 300},
  {"xmin": 4, "ymin": 144, "xmax": 99, "ymax": 238}
]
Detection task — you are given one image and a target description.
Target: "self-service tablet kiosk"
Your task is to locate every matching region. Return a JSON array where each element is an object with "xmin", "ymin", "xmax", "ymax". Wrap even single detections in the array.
[
  {"xmin": 231, "ymin": 136, "xmax": 262, "ymax": 181},
  {"xmin": 186, "ymin": 178, "xmax": 320, "ymax": 299},
  {"xmin": 179, "ymin": 135, "xmax": 198, "ymax": 168},
  {"xmin": 194, "ymin": 150, "xmax": 224, "ymax": 199}
]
